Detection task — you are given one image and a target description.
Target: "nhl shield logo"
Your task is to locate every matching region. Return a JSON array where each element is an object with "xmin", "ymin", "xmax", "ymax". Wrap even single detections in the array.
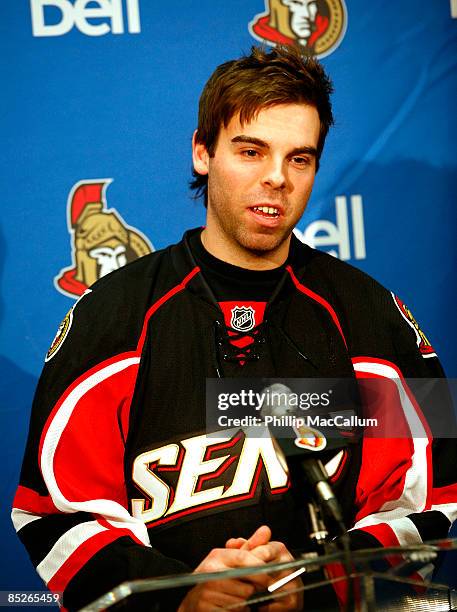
[
  {"xmin": 249, "ymin": 0, "xmax": 347, "ymax": 59},
  {"xmin": 231, "ymin": 306, "xmax": 256, "ymax": 332}
]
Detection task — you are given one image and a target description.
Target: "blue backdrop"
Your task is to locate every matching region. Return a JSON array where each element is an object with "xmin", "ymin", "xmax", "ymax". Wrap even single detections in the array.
[{"xmin": 2, "ymin": 0, "xmax": 456, "ymax": 594}]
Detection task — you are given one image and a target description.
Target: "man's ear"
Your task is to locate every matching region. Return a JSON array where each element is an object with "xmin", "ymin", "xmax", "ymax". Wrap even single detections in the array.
[{"xmin": 192, "ymin": 130, "xmax": 209, "ymax": 176}]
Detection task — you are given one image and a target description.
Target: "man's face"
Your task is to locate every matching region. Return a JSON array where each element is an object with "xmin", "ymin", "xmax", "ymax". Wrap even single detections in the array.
[
  {"xmin": 283, "ymin": 0, "xmax": 318, "ymax": 40},
  {"xmin": 193, "ymin": 103, "xmax": 320, "ymax": 267}
]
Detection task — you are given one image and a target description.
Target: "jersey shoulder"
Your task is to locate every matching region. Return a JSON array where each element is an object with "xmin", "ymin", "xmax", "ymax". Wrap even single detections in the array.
[
  {"xmin": 44, "ymin": 243, "xmax": 182, "ymax": 368},
  {"xmin": 292, "ymin": 239, "xmax": 439, "ymax": 366},
  {"xmin": 293, "ymin": 238, "xmax": 391, "ymax": 307}
]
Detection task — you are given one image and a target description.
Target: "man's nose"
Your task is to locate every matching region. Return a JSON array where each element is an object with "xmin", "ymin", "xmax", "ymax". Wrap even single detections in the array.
[{"xmin": 261, "ymin": 158, "xmax": 287, "ymax": 190}]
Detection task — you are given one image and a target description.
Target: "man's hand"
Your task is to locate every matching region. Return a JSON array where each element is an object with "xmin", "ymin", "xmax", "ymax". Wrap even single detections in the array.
[
  {"xmin": 226, "ymin": 526, "xmax": 304, "ymax": 611},
  {"xmin": 178, "ymin": 526, "xmax": 292, "ymax": 611}
]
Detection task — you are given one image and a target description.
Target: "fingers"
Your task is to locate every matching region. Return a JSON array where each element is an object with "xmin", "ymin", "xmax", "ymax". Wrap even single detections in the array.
[
  {"xmin": 195, "ymin": 548, "xmax": 270, "ymax": 589},
  {"xmin": 225, "ymin": 524, "xmax": 272, "ymax": 551},
  {"xmin": 181, "ymin": 546, "xmax": 274, "ymax": 612},
  {"xmin": 184, "ymin": 539, "xmax": 302, "ymax": 612},
  {"xmin": 226, "ymin": 536, "xmax": 247, "ymax": 549},
  {"xmin": 256, "ymin": 554, "xmax": 304, "ymax": 611},
  {"xmin": 249, "ymin": 540, "xmax": 293, "ymax": 564},
  {"xmin": 178, "ymin": 579, "xmax": 254, "ymax": 612},
  {"xmin": 198, "ymin": 578, "xmax": 255, "ymax": 609},
  {"xmin": 256, "ymin": 568, "xmax": 304, "ymax": 611},
  {"xmin": 244, "ymin": 524, "xmax": 272, "ymax": 550},
  {"xmin": 193, "ymin": 532, "xmax": 302, "ymax": 611},
  {"xmin": 258, "ymin": 585, "xmax": 303, "ymax": 612}
]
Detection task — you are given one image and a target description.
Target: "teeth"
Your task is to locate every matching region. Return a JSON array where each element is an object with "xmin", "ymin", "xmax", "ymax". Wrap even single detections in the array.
[{"xmin": 253, "ymin": 206, "xmax": 279, "ymax": 216}]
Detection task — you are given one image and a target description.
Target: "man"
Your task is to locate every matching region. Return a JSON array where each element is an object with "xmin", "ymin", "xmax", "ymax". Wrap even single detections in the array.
[{"xmin": 12, "ymin": 46, "xmax": 457, "ymax": 611}]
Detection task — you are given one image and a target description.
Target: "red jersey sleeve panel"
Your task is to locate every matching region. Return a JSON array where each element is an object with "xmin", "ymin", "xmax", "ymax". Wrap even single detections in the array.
[
  {"xmin": 350, "ymin": 357, "xmax": 457, "ymax": 544},
  {"xmin": 12, "ymin": 267, "xmax": 199, "ymax": 610}
]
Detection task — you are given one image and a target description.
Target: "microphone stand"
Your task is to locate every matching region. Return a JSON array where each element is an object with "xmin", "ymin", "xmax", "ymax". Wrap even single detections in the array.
[
  {"xmin": 246, "ymin": 460, "xmax": 355, "ymax": 611},
  {"xmin": 300, "ymin": 458, "xmax": 355, "ymax": 612},
  {"xmin": 300, "ymin": 457, "xmax": 347, "ymax": 538},
  {"xmin": 255, "ymin": 384, "xmax": 356, "ymax": 609}
]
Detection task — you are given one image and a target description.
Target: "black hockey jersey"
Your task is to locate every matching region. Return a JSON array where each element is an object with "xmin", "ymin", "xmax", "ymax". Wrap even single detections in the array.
[{"xmin": 12, "ymin": 229, "xmax": 457, "ymax": 610}]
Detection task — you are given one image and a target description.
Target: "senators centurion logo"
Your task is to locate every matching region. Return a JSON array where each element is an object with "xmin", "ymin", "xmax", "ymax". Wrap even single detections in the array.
[
  {"xmin": 55, "ymin": 179, "xmax": 154, "ymax": 298},
  {"xmin": 249, "ymin": 0, "xmax": 347, "ymax": 58}
]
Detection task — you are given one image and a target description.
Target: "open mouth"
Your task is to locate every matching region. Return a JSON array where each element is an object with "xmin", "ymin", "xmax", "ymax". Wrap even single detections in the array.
[{"xmin": 251, "ymin": 206, "xmax": 280, "ymax": 218}]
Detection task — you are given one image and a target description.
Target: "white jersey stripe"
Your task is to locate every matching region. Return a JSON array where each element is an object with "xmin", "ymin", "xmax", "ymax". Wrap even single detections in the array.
[
  {"xmin": 352, "ymin": 360, "xmax": 430, "ymax": 533},
  {"xmin": 39, "ymin": 356, "xmax": 151, "ymax": 548},
  {"xmin": 389, "ymin": 516, "xmax": 422, "ymax": 546},
  {"xmin": 11, "ymin": 508, "xmax": 42, "ymax": 531},
  {"xmin": 37, "ymin": 521, "xmax": 107, "ymax": 584}
]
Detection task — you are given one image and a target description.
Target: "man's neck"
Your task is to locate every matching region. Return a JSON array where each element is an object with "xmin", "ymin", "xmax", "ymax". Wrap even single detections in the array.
[{"xmin": 200, "ymin": 229, "xmax": 291, "ymax": 271}]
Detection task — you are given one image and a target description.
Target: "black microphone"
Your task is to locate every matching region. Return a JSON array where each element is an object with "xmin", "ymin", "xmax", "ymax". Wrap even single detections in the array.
[
  {"xmin": 245, "ymin": 384, "xmax": 357, "ymax": 610},
  {"xmin": 258, "ymin": 383, "xmax": 354, "ymax": 534},
  {"xmin": 299, "ymin": 457, "xmax": 345, "ymax": 531}
]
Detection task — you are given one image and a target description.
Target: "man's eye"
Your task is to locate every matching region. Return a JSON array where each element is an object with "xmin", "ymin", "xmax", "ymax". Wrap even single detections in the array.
[
  {"xmin": 242, "ymin": 149, "xmax": 259, "ymax": 157},
  {"xmin": 291, "ymin": 156, "xmax": 311, "ymax": 166}
]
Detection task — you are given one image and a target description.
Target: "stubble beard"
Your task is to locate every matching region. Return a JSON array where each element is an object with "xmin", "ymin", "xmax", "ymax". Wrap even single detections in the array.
[
  {"xmin": 230, "ymin": 222, "xmax": 291, "ymax": 256},
  {"xmin": 208, "ymin": 182, "xmax": 294, "ymax": 258}
]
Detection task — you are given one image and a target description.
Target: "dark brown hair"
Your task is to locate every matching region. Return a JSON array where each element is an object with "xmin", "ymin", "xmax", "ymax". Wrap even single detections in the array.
[{"xmin": 190, "ymin": 45, "xmax": 334, "ymax": 205}]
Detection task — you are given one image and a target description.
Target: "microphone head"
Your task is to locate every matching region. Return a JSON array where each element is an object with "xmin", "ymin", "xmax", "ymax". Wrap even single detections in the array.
[
  {"xmin": 257, "ymin": 384, "xmax": 359, "ymax": 459},
  {"xmin": 258, "ymin": 383, "xmax": 295, "ymax": 417},
  {"xmin": 273, "ymin": 423, "xmax": 352, "ymax": 459}
]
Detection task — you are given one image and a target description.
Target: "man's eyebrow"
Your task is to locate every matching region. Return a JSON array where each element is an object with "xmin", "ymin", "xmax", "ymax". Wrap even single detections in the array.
[
  {"xmin": 231, "ymin": 135, "xmax": 268, "ymax": 147},
  {"xmin": 231, "ymin": 135, "xmax": 317, "ymax": 157},
  {"xmin": 289, "ymin": 146, "xmax": 317, "ymax": 158}
]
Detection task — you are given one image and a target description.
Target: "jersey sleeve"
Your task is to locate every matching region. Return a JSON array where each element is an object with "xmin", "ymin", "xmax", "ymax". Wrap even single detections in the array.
[
  {"xmin": 325, "ymin": 294, "xmax": 457, "ymax": 608},
  {"xmin": 346, "ymin": 294, "xmax": 457, "ymax": 580},
  {"xmin": 11, "ymin": 285, "xmax": 190, "ymax": 611}
]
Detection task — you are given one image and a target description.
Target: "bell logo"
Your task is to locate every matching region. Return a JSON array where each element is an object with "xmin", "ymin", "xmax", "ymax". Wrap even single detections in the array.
[
  {"xmin": 294, "ymin": 195, "xmax": 367, "ymax": 261},
  {"xmin": 30, "ymin": 0, "xmax": 141, "ymax": 37}
]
